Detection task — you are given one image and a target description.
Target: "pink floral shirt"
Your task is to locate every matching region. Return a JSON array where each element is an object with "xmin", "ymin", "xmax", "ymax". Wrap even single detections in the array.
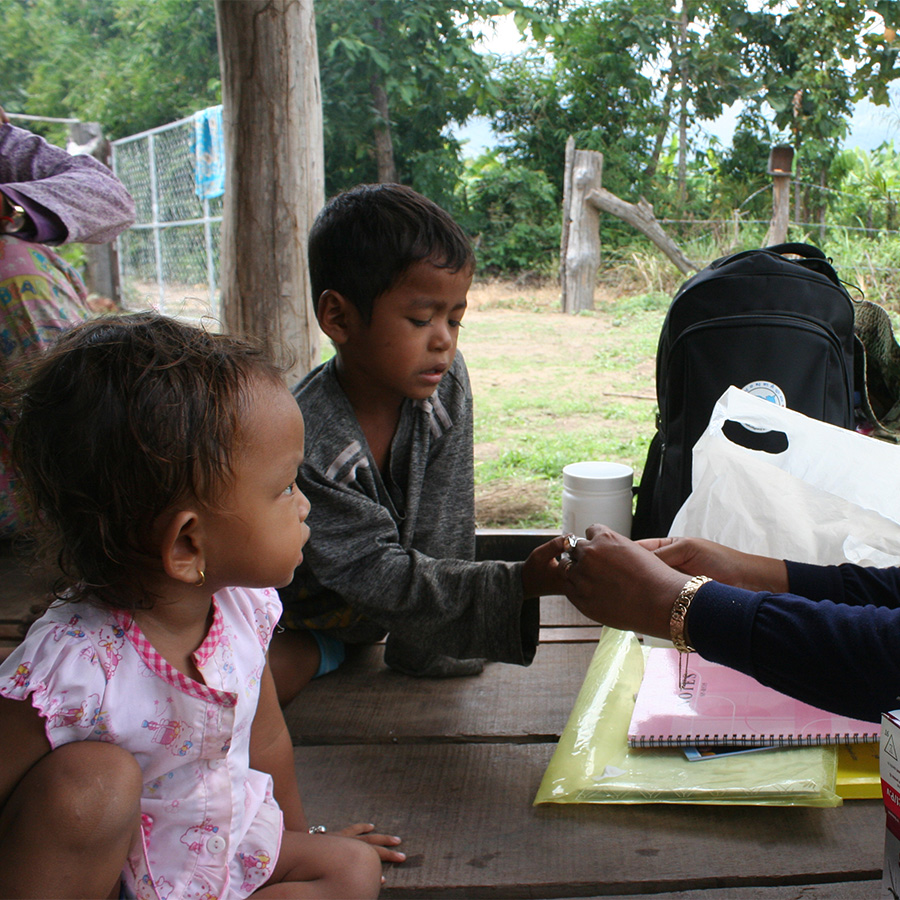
[{"xmin": 0, "ymin": 586, "xmax": 284, "ymax": 900}]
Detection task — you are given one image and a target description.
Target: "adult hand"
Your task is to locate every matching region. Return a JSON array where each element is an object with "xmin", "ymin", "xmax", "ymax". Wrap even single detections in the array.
[
  {"xmin": 333, "ymin": 822, "xmax": 406, "ymax": 864},
  {"xmin": 521, "ymin": 534, "xmax": 572, "ymax": 598},
  {"xmin": 638, "ymin": 536, "xmax": 788, "ymax": 593},
  {"xmin": 563, "ymin": 525, "xmax": 688, "ymax": 641},
  {"xmin": 0, "ymin": 106, "xmax": 8, "ymax": 125}
]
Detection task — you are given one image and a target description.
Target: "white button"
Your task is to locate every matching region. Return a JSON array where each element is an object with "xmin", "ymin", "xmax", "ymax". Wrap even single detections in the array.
[{"xmin": 207, "ymin": 835, "xmax": 226, "ymax": 854}]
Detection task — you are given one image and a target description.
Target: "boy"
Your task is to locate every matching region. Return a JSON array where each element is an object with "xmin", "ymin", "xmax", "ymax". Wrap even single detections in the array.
[{"xmin": 271, "ymin": 184, "xmax": 567, "ymax": 704}]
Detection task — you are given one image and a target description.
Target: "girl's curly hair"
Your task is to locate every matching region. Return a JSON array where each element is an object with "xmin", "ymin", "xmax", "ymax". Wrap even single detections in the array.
[{"xmin": 7, "ymin": 312, "xmax": 285, "ymax": 610}]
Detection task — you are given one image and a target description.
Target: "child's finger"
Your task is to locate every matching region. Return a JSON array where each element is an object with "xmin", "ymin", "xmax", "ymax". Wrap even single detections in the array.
[
  {"xmin": 371, "ymin": 844, "xmax": 407, "ymax": 863},
  {"xmin": 363, "ymin": 832, "xmax": 402, "ymax": 847},
  {"xmin": 355, "ymin": 829, "xmax": 405, "ymax": 862},
  {"xmin": 335, "ymin": 822, "xmax": 406, "ymax": 861},
  {"xmin": 335, "ymin": 821, "xmax": 375, "ymax": 837},
  {"xmin": 530, "ymin": 534, "xmax": 570, "ymax": 564}
]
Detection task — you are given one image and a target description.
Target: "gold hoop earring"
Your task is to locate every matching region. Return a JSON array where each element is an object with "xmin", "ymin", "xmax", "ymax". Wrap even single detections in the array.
[{"xmin": 195, "ymin": 570, "xmax": 206, "ymax": 588}]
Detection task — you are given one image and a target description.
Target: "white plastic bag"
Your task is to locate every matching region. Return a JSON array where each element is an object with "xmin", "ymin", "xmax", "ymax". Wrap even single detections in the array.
[{"xmin": 669, "ymin": 386, "xmax": 900, "ymax": 566}]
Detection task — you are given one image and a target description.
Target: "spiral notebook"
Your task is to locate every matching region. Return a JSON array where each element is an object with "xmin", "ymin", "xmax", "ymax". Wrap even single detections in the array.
[{"xmin": 628, "ymin": 647, "xmax": 879, "ymax": 748}]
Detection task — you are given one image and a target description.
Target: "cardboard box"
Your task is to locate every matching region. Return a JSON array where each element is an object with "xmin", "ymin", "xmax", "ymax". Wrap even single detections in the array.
[{"xmin": 880, "ymin": 711, "xmax": 900, "ymax": 897}]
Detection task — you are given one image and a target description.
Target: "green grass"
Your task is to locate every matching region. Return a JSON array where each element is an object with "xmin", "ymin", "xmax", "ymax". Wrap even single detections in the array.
[
  {"xmin": 464, "ymin": 291, "xmax": 665, "ymax": 528},
  {"xmin": 310, "ymin": 232, "xmax": 900, "ymax": 529}
]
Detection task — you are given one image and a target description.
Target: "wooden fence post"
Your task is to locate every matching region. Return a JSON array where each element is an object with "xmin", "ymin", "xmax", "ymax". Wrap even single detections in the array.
[
  {"xmin": 560, "ymin": 145, "xmax": 603, "ymax": 313},
  {"xmin": 559, "ymin": 135, "xmax": 575, "ymax": 299},
  {"xmin": 764, "ymin": 144, "xmax": 794, "ymax": 247}
]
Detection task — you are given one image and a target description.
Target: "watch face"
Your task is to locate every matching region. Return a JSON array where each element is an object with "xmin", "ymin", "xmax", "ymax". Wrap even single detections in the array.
[{"xmin": 1, "ymin": 204, "xmax": 26, "ymax": 234}]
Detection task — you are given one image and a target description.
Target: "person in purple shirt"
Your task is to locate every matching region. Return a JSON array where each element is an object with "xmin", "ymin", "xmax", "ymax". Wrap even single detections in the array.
[
  {"xmin": 0, "ymin": 106, "xmax": 135, "ymax": 534},
  {"xmin": 561, "ymin": 526, "xmax": 900, "ymax": 724}
]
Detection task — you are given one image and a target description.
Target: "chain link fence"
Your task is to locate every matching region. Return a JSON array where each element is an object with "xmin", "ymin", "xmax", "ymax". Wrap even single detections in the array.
[
  {"xmin": 109, "ymin": 109, "xmax": 900, "ymax": 321},
  {"xmin": 111, "ymin": 114, "xmax": 223, "ymax": 324}
]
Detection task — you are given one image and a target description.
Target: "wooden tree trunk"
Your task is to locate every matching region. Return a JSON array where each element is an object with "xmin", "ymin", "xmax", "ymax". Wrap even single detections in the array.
[
  {"xmin": 676, "ymin": 3, "xmax": 689, "ymax": 206},
  {"xmin": 560, "ymin": 147, "xmax": 603, "ymax": 313},
  {"xmin": 370, "ymin": 75, "xmax": 397, "ymax": 183},
  {"xmin": 370, "ymin": 13, "xmax": 397, "ymax": 183},
  {"xmin": 215, "ymin": 0, "xmax": 324, "ymax": 384}
]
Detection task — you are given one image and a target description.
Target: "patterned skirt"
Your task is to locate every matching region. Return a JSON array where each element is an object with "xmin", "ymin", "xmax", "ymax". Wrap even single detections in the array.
[{"xmin": 0, "ymin": 235, "xmax": 90, "ymax": 535}]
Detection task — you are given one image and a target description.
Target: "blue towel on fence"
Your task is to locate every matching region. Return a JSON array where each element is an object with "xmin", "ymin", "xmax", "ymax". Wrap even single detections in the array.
[{"xmin": 192, "ymin": 105, "xmax": 225, "ymax": 200}]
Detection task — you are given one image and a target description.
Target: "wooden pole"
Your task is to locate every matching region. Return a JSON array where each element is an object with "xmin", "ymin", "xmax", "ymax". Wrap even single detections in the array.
[
  {"xmin": 561, "ymin": 148, "xmax": 603, "ymax": 313},
  {"xmin": 765, "ymin": 175, "xmax": 791, "ymax": 246},
  {"xmin": 586, "ymin": 188, "xmax": 698, "ymax": 276},
  {"xmin": 764, "ymin": 145, "xmax": 793, "ymax": 247},
  {"xmin": 215, "ymin": 0, "xmax": 324, "ymax": 383},
  {"xmin": 559, "ymin": 135, "xmax": 575, "ymax": 306}
]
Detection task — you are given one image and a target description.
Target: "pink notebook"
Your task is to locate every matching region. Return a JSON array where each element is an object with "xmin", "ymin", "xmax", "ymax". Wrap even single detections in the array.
[{"xmin": 628, "ymin": 648, "xmax": 879, "ymax": 748}]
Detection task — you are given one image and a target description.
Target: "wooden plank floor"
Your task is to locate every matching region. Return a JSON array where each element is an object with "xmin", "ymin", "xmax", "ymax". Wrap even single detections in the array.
[{"xmin": 0, "ymin": 538, "xmax": 886, "ymax": 897}]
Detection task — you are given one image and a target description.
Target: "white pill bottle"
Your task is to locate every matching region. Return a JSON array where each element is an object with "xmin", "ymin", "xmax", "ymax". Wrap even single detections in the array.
[{"xmin": 561, "ymin": 461, "xmax": 634, "ymax": 538}]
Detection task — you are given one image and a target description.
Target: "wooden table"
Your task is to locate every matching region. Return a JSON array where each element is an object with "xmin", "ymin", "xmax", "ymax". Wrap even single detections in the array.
[
  {"xmin": 285, "ymin": 593, "xmax": 884, "ymax": 898},
  {"xmin": 0, "ymin": 539, "xmax": 885, "ymax": 898}
]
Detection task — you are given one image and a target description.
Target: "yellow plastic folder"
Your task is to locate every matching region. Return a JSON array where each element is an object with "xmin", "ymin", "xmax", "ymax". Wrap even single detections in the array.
[
  {"xmin": 534, "ymin": 628, "xmax": 841, "ymax": 807},
  {"xmin": 837, "ymin": 742, "xmax": 880, "ymax": 799}
]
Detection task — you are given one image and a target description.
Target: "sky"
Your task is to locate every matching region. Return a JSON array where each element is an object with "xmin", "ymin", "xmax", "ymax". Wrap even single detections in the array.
[{"xmin": 453, "ymin": 12, "xmax": 900, "ymax": 158}]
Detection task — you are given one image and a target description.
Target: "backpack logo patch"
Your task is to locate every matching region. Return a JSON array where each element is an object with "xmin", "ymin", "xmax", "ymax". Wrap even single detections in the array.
[
  {"xmin": 741, "ymin": 381, "xmax": 786, "ymax": 431},
  {"xmin": 741, "ymin": 380, "xmax": 786, "ymax": 406}
]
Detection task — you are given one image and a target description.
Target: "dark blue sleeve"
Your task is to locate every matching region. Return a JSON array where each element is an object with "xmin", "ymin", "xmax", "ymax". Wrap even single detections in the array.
[
  {"xmin": 788, "ymin": 560, "xmax": 900, "ymax": 609},
  {"xmin": 688, "ymin": 569, "xmax": 900, "ymax": 723}
]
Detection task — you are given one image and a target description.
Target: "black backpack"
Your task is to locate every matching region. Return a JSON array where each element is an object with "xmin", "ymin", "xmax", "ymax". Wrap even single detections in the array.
[{"xmin": 632, "ymin": 242, "xmax": 857, "ymax": 539}]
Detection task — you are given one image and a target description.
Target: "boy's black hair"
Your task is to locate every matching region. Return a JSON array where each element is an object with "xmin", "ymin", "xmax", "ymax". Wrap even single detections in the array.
[
  {"xmin": 308, "ymin": 183, "xmax": 475, "ymax": 324},
  {"xmin": 7, "ymin": 312, "xmax": 284, "ymax": 610}
]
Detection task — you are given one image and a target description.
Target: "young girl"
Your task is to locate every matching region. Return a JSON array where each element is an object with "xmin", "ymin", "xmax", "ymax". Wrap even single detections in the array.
[{"xmin": 0, "ymin": 313, "xmax": 404, "ymax": 899}]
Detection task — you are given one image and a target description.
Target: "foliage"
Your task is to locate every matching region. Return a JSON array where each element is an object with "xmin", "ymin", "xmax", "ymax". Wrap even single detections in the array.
[
  {"xmin": 491, "ymin": 0, "xmax": 755, "ymax": 199},
  {"xmin": 725, "ymin": 0, "xmax": 898, "ymax": 213},
  {"xmin": 3, "ymin": 0, "xmax": 899, "ymax": 280},
  {"xmin": 828, "ymin": 142, "xmax": 900, "ymax": 232},
  {"xmin": 1, "ymin": 0, "xmax": 220, "ymax": 141},
  {"xmin": 315, "ymin": 0, "xmax": 505, "ymax": 211},
  {"xmin": 458, "ymin": 151, "xmax": 560, "ymax": 274},
  {"xmin": 487, "ymin": 0, "xmax": 899, "ymax": 223}
]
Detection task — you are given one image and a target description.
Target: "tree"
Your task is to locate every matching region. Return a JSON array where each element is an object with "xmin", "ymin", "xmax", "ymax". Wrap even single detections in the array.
[
  {"xmin": 490, "ymin": 0, "xmax": 899, "ymax": 221},
  {"xmin": 215, "ymin": 0, "xmax": 324, "ymax": 383},
  {"xmin": 315, "ymin": 0, "xmax": 503, "ymax": 210},
  {"xmin": 491, "ymin": 0, "xmax": 750, "ymax": 205},
  {"xmin": 1, "ymin": 0, "xmax": 220, "ymax": 140},
  {"xmin": 459, "ymin": 150, "xmax": 560, "ymax": 273},
  {"xmin": 736, "ymin": 0, "xmax": 899, "ymax": 223}
]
